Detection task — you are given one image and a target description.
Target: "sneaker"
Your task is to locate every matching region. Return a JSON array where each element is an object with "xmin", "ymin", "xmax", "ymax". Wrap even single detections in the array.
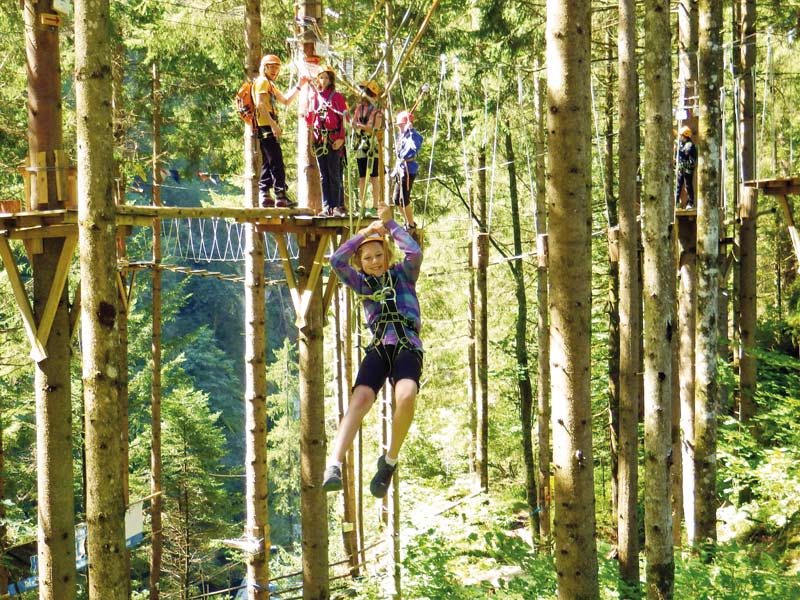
[
  {"xmin": 322, "ymin": 465, "xmax": 343, "ymax": 492},
  {"xmin": 686, "ymin": 202, "xmax": 694, "ymax": 209},
  {"xmin": 260, "ymin": 193, "xmax": 275, "ymax": 208},
  {"xmin": 332, "ymin": 206, "xmax": 348, "ymax": 218},
  {"xmin": 275, "ymin": 193, "xmax": 295, "ymax": 208},
  {"xmin": 318, "ymin": 207, "xmax": 334, "ymax": 217},
  {"xmin": 369, "ymin": 455, "xmax": 396, "ymax": 498}
]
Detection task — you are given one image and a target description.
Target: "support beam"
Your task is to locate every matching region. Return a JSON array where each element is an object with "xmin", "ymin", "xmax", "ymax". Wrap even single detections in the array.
[
  {"xmin": 776, "ymin": 195, "xmax": 800, "ymax": 272},
  {"xmin": 276, "ymin": 233, "xmax": 331, "ymax": 327},
  {"xmin": 36, "ymin": 235, "xmax": 76, "ymax": 350},
  {"xmin": 0, "ymin": 237, "xmax": 47, "ymax": 361}
]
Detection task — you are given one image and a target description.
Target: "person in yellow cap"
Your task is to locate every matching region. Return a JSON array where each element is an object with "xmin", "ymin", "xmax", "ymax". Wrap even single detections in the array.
[
  {"xmin": 323, "ymin": 203, "xmax": 424, "ymax": 498},
  {"xmin": 352, "ymin": 81, "xmax": 384, "ymax": 217},
  {"xmin": 253, "ymin": 54, "xmax": 309, "ymax": 207},
  {"xmin": 675, "ymin": 125, "xmax": 697, "ymax": 209}
]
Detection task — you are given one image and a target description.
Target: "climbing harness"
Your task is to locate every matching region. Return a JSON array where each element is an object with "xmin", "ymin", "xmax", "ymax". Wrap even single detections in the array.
[
  {"xmin": 310, "ymin": 89, "xmax": 347, "ymax": 157},
  {"xmin": 359, "ymin": 270, "xmax": 421, "ymax": 357}
]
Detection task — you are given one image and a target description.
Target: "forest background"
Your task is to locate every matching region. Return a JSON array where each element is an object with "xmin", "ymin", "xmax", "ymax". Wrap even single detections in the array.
[{"xmin": 1, "ymin": 0, "xmax": 800, "ymax": 598}]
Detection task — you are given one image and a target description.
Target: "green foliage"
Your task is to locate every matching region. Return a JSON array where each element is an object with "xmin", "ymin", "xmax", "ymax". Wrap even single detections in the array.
[{"xmin": 674, "ymin": 544, "xmax": 800, "ymax": 599}]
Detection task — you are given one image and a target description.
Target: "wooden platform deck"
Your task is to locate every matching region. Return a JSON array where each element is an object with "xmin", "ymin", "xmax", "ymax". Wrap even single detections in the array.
[{"xmin": 0, "ymin": 205, "xmax": 367, "ymax": 239}]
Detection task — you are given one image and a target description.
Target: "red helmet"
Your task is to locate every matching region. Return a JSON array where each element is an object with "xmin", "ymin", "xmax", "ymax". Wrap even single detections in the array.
[{"xmin": 395, "ymin": 110, "xmax": 413, "ymax": 126}]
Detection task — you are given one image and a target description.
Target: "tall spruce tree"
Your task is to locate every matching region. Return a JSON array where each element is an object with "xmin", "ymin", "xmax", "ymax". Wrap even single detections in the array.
[
  {"xmin": 546, "ymin": 0, "xmax": 599, "ymax": 595},
  {"xmin": 694, "ymin": 0, "xmax": 722, "ymax": 550},
  {"xmin": 642, "ymin": 0, "xmax": 675, "ymax": 595},
  {"xmin": 75, "ymin": 0, "xmax": 128, "ymax": 596}
]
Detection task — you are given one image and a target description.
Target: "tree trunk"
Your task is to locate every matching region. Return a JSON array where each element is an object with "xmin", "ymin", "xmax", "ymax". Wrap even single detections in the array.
[
  {"xmin": 468, "ymin": 243, "xmax": 477, "ymax": 474},
  {"xmin": 737, "ymin": 0, "xmax": 757, "ymax": 423},
  {"xmin": 677, "ymin": 220, "xmax": 696, "ymax": 546},
  {"xmin": 533, "ymin": 63, "xmax": 551, "ymax": 548},
  {"xmin": 243, "ymin": 4, "xmax": 270, "ymax": 597},
  {"xmin": 150, "ymin": 61, "xmax": 164, "ymax": 600},
  {"xmin": 296, "ymin": 0, "xmax": 323, "ymax": 213},
  {"xmin": 694, "ymin": 0, "xmax": 722, "ymax": 550},
  {"xmin": 546, "ymin": 0, "xmax": 599, "ymax": 596},
  {"xmin": 604, "ymin": 34, "xmax": 621, "ymax": 527},
  {"xmin": 505, "ymin": 131, "xmax": 539, "ymax": 545},
  {"xmin": 75, "ymin": 0, "xmax": 127, "ymax": 596},
  {"xmin": 642, "ymin": 0, "xmax": 676, "ymax": 595},
  {"xmin": 617, "ymin": 0, "xmax": 641, "ymax": 588},
  {"xmin": 243, "ymin": 224, "xmax": 269, "ymax": 599},
  {"xmin": 475, "ymin": 147, "xmax": 489, "ymax": 492},
  {"xmin": 112, "ymin": 38, "xmax": 132, "ymax": 599},
  {"xmin": 334, "ymin": 286, "xmax": 359, "ymax": 574},
  {"xmin": 299, "ymin": 239, "xmax": 329, "ymax": 600},
  {"xmin": 673, "ymin": 0, "xmax": 698, "ymax": 550},
  {"xmin": 25, "ymin": 0, "xmax": 77, "ymax": 596}
]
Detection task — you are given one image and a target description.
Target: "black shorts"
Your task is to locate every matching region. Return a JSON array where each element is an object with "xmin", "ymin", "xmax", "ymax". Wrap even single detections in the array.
[
  {"xmin": 354, "ymin": 345, "xmax": 423, "ymax": 395},
  {"xmin": 392, "ymin": 171, "xmax": 416, "ymax": 207},
  {"xmin": 357, "ymin": 156, "xmax": 379, "ymax": 178}
]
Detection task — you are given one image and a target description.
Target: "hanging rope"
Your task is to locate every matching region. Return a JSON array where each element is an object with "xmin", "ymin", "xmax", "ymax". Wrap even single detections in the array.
[
  {"xmin": 422, "ymin": 54, "xmax": 447, "ymax": 228},
  {"xmin": 382, "ymin": 0, "xmax": 441, "ymax": 97}
]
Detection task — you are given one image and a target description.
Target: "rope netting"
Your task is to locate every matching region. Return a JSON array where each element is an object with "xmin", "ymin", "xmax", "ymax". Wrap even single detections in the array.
[{"xmin": 148, "ymin": 217, "xmax": 300, "ymax": 263}]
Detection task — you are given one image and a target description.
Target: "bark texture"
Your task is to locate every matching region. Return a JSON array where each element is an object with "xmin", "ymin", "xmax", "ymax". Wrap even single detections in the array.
[
  {"xmin": 642, "ymin": 0, "xmax": 675, "ymax": 595},
  {"xmin": 694, "ymin": 0, "xmax": 722, "ymax": 549},
  {"xmin": 24, "ymin": 1, "xmax": 77, "ymax": 597},
  {"xmin": 736, "ymin": 0, "xmax": 757, "ymax": 423},
  {"xmin": 299, "ymin": 241, "xmax": 328, "ymax": 599},
  {"xmin": 505, "ymin": 131, "xmax": 538, "ymax": 543},
  {"xmin": 617, "ymin": 0, "xmax": 641, "ymax": 588},
  {"xmin": 76, "ymin": 0, "xmax": 128, "ymax": 596},
  {"xmin": 546, "ymin": 0, "xmax": 599, "ymax": 595},
  {"xmin": 533, "ymin": 65, "xmax": 551, "ymax": 547}
]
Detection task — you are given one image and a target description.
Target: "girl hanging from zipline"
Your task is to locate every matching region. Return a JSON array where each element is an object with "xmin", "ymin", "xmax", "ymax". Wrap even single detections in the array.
[{"xmin": 323, "ymin": 203, "xmax": 423, "ymax": 498}]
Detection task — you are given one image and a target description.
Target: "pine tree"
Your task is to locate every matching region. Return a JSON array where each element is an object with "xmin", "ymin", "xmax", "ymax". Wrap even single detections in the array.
[{"xmin": 546, "ymin": 0, "xmax": 599, "ymax": 595}]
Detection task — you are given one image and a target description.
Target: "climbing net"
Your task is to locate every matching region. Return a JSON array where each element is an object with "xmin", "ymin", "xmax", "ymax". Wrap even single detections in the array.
[{"xmin": 153, "ymin": 217, "xmax": 300, "ymax": 263}]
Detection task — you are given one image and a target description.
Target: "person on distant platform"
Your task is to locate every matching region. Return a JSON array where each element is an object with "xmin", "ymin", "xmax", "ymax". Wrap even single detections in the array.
[
  {"xmin": 306, "ymin": 66, "xmax": 349, "ymax": 217},
  {"xmin": 392, "ymin": 110, "xmax": 423, "ymax": 230},
  {"xmin": 254, "ymin": 54, "xmax": 308, "ymax": 208},
  {"xmin": 352, "ymin": 80, "xmax": 384, "ymax": 217},
  {"xmin": 323, "ymin": 203, "xmax": 423, "ymax": 498},
  {"xmin": 675, "ymin": 125, "xmax": 697, "ymax": 209}
]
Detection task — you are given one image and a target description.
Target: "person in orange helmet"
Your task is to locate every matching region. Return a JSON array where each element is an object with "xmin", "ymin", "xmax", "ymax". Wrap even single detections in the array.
[{"xmin": 253, "ymin": 54, "xmax": 309, "ymax": 207}]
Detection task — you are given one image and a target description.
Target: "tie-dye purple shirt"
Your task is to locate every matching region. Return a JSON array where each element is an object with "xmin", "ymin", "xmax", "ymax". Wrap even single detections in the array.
[{"xmin": 330, "ymin": 219, "xmax": 423, "ymax": 350}]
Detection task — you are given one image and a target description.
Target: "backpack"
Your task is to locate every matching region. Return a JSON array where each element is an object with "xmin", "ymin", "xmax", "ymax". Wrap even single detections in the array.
[{"xmin": 235, "ymin": 80, "xmax": 255, "ymax": 125}]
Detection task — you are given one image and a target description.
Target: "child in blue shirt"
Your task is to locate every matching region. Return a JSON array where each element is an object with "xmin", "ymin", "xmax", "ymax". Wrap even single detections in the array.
[{"xmin": 392, "ymin": 111, "xmax": 423, "ymax": 230}]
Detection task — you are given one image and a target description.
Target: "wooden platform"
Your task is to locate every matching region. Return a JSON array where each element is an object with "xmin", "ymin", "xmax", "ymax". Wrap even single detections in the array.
[
  {"xmin": 0, "ymin": 205, "xmax": 369, "ymax": 238},
  {"xmin": 744, "ymin": 176, "xmax": 800, "ymax": 196},
  {"xmin": 744, "ymin": 176, "xmax": 800, "ymax": 271},
  {"xmin": 0, "ymin": 204, "xmax": 368, "ymax": 359}
]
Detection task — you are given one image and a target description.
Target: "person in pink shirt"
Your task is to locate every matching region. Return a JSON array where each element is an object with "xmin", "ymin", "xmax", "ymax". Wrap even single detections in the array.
[{"xmin": 306, "ymin": 67, "xmax": 349, "ymax": 217}]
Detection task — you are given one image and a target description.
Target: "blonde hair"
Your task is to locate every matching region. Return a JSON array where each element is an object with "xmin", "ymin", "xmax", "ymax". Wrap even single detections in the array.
[{"xmin": 355, "ymin": 236, "xmax": 393, "ymax": 272}]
